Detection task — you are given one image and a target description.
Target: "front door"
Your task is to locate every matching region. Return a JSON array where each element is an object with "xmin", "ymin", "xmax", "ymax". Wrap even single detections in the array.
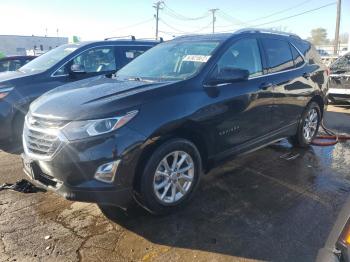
[{"xmin": 202, "ymin": 37, "xmax": 275, "ymax": 155}]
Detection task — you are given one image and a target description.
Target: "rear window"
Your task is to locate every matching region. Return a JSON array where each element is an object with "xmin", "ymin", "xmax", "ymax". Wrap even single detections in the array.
[{"xmin": 261, "ymin": 38, "xmax": 294, "ymax": 73}]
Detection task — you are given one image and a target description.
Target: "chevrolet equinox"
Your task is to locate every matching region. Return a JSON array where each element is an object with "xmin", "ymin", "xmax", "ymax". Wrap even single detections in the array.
[{"xmin": 22, "ymin": 29, "xmax": 329, "ymax": 215}]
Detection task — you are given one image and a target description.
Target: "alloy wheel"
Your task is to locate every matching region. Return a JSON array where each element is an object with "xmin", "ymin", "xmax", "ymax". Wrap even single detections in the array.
[
  {"xmin": 153, "ymin": 150, "xmax": 194, "ymax": 204},
  {"xmin": 303, "ymin": 108, "xmax": 319, "ymax": 142}
]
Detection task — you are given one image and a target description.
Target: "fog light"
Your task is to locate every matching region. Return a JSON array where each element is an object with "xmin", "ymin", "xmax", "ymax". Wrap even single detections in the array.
[{"xmin": 94, "ymin": 160, "xmax": 120, "ymax": 183}]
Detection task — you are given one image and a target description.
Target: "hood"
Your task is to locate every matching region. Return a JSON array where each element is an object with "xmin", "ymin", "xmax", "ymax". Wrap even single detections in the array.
[
  {"xmin": 30, "ymin": 75, "xmax": 172, "ymax": 120},
  {"xmin": 0, "ymin": 70, "xmax": 39, "ymax": 83}
]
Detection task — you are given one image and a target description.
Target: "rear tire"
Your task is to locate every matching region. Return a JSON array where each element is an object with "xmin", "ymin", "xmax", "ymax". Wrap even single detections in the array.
[
  {"xmin": 289, "ymin": 102, "xmax": 321, "ymax": 147},
  {"xmin": 138, "ymin": 138, "xmax": 202, "ymax": 215}
]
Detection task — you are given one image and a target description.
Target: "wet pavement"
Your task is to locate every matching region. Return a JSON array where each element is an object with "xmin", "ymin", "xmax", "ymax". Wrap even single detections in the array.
[{"xmin": 1, "ymin": 106, "xmax": 350, "ymax": 262}]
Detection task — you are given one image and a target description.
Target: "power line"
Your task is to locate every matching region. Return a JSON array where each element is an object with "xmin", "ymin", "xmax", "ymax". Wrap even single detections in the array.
[
  {"xmin": 106, "ymin": 18, "xmax": 154, "ymax": 36},
  {"xmin": 216, "ymin": 2, "xmax": 336, "ymax": 33},
  {"xmin": 217, "ymin": 11, "xmax": 250, "ymax": 26},
  {"xmin": 160, "ymin": 19, "xmax": 212, "ymax": 34},
  {"xmin": 246, "ymin": 0, "xmax": 313, "ymax": 23},
  {"xmin": 163, "ymin": 3, "xmax": 209, "ymax": 21}
]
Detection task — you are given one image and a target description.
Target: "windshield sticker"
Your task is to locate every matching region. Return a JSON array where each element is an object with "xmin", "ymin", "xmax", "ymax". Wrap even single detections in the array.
[{"xmin": 183, "ymin": 55, "xmax": 211, "ymax": 63}]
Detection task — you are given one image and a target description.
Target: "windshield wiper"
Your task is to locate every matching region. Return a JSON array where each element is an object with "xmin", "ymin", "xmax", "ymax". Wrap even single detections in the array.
[{"xmin": 127, "ymin": 77, "xmax": 156, "ymax": 83}]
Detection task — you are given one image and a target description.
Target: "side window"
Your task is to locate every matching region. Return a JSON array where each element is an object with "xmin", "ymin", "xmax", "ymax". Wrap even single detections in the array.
[
  {"xmin": 290, "ymin": 44, "xmax": 304, "ymax": 68},
  {"xmin": 216, "ymin": 38, "xmax": 263, "ymax": 77},
  {"xmin": 72, "ymin": 47, "xmax": 116, "ymax": 73},
  {"xmin": 9, "ymin": 60, "xmax": 22, "ymax": 71},
  {"xmin": 118, "ymin": 46, "xmax": 151, "ymax": 67},
  {"xmin": 0, "ymin": 61, "xmax": 9, "ymax": 72},
  {"xmin": 262, "ymin": 38, "xmax": 294, "ymax": 73}
]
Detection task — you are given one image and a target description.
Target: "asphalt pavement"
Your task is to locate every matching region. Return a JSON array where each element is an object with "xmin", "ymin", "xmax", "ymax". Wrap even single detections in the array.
[{"xmin": 0, "ymin": 105, "xmax": 350, "ymax": 262}]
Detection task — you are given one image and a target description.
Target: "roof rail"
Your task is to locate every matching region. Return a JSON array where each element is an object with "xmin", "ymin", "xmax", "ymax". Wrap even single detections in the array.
[
  {"xmin": 235, "ymin": 28, "xmax": 301, "ymax": 39},
  {"xmin": 136, "ymin": 37, "xmax": 164, "ymax": 42},
  {"xmin": 104, "ymin": 35, "xmax": 136, "ymax": 41}
]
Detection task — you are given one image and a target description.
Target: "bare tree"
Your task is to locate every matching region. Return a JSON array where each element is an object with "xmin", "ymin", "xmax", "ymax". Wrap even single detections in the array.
[{"xmin": 308, "ymin": 28, "xmax": 329, "ymax": 45}]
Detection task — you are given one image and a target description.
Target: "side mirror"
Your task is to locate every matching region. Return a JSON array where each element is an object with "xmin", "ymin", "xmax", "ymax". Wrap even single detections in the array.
[
  {"xmin": 70, "ymin": 64, "xmax": 86, "ymax": 74},
  {"xmin": 208, "ymin": 67, "xmax": 249, "ymax": 86}
]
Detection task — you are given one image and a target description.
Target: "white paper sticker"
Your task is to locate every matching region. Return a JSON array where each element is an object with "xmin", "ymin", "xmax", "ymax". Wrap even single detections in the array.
[{"xmin": 183, "ymin": 55, "xmax": 211, "ymax": 63}]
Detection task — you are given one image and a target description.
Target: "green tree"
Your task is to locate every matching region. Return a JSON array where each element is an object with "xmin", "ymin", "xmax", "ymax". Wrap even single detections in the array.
[
  {"xmin": 72, "ymin": 36, "xmax": 80, "ymax": 43},
  {"xmin": 308, "ymin": 28, "xmax": 329, "ymax": 45},
  {"xmin": 0, "ymin": 52, "xmax": 5, "ymax": 59}
]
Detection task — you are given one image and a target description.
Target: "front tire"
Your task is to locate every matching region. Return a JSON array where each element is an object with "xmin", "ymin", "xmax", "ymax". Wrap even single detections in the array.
[
  {"xmin": 138, "ymin": 138, "xmax": 202, "ymax": 215},
  {"xmin": 289, "ymin": 102, "xmax": 321, "ymax": 147}
]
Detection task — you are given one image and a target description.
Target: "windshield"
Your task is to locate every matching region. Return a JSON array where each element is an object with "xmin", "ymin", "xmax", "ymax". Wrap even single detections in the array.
[
  {"xmin": 117, "ymin": 41, "xmax": 219, "ymax": 81},
  {"xmin": 20, "ymin": 44, "xmax": 79, "ymax": 73},
  {"xmin": 331, "ymin": 53, "xmax": 350, "ymax": 72}
]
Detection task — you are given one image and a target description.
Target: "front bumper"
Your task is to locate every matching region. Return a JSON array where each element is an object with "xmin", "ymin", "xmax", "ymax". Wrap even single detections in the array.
[
  {"xmin": 21, "ymin": 126, "xmax": 146, "ymax": 207},
  {"xmin": 328, "ymin": 88, "xmax": 350, "ymax": 102}
]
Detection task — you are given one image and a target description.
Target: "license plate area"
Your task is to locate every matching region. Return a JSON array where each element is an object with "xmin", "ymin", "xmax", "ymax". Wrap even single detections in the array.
[
  {"xmin": 22, "ymin": 154, "xmax": 34, "ymax": 179},
  {"xmin": 21, "ymin": 154, "xmax": 59, "ymax": 188}
]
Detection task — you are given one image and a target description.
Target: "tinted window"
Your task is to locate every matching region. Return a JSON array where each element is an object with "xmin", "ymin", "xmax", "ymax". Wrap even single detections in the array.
[
  {"xmin": 119, "ymin": 46, "xmax": 150, "ymax": 65},
  {"xmin": 0, "ymin": 60, "xmax": 22, "ymax": 72},
  {"xmin": 0, "ymin": 61, "xmax": 9, "ymax": 72},
  {"xmin": 217, "ymin": 38, "xmax": 262, "ymax": 77},
  {"xmin": 290, "ymin": 44, "xmax": 304, "ymax": 68},
  {"xmin": 262, "ymin": 38, "xmax": 294, "ymax": 73},
  {"xmin": 72, "ymin": 47, "xmax": 116, "ymax": 73}
]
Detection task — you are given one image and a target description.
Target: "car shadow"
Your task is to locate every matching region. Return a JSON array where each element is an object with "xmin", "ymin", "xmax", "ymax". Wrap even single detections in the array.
[{"xmin": 101, "ymin": 139, "xmax": 350, "ymax": 261}]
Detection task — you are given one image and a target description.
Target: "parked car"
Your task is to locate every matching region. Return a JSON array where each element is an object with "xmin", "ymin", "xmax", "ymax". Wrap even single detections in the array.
[
  {"xmin": 317, "ymin": 49, "xmax": 330, "ymax": 57},
  {"xmin": 21, "ymin": 29, "xmax": 328, "ymax": 215},
  {"xmin": 329, "ymin": 52, "xmax": 350, "ymax": 103},
  {"xmin": 0, "ymin": 56, "xmax": 36, "ymax": 72},
  {"xmin": 0, "ymin": 37, "xmax": 159, "ymax": 144}
]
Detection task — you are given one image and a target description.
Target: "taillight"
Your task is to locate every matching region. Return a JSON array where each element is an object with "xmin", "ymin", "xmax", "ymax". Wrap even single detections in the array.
[{"xmin": 339, "ymin": 221, "xmax": 350, "ymax": 247}]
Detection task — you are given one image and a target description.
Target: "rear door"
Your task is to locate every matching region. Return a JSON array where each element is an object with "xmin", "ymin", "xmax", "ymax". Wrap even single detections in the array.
[{"xmin": 261, "ymin": 37, "xmax": 314, "ymax": 131}]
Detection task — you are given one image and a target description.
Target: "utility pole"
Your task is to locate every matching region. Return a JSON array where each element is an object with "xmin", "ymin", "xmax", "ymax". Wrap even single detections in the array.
[
  {"xmin": 334, "ymin": 0, "xmax": 341, "ymax": 55},
  {"xmin": 153, "ymin": 1, "xmax": 164, "ymax": 40},
  {"xmin": 209, "ymin": 8, "xmax": 219, "ymax": 34}
]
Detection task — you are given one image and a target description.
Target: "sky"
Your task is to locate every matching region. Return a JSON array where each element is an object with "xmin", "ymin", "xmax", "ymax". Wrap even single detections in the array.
[{"xmin": 0, "ymin": 0, "xmax": 349, "ymax": 42}]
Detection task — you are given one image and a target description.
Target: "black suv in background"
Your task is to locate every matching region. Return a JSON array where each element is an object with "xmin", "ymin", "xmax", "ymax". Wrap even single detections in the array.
[
  {"xmin": 22, "ymin": 29, "xmax": 328, "ymax": 215},
  {"xmin": 329, "ymin": 52, "xmax": 350, "ymax": 103},
  {"xmin": 0, "ymin": 56, "xmax": 37, "ymax": 72},
  {"xmin": 0, "ymin": 38, "xmax": 159, "ymax": 144}
]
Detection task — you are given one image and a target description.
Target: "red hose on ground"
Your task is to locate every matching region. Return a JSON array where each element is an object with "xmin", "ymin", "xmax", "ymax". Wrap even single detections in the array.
[{"xmin": 312, "ymin": 122, "xmax": 350, "ymax": 146}]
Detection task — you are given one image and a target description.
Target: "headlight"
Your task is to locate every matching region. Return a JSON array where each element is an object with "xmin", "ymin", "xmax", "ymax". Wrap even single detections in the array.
[
  {"xmin": 0, "ymin": 86, "xmax": 14, "ymax": 99},
  {"xmin": 62, "ymin": 110, "xmax": 138, "ymax": 141}
]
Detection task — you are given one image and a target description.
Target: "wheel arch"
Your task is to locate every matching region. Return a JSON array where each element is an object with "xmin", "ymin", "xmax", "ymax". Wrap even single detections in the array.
[
  {"xmin": 309, "ymin": 95, "xmax": 325, "ymax": 117},
  {"xmin": 133, "ymin": 124, "xmax": 209, "ymax": 192}
]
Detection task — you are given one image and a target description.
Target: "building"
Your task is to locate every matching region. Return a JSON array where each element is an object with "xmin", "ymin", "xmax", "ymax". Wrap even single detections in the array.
[{"xmin": 0, "ymin": 35, "xmax": 69, "ymax": 56}]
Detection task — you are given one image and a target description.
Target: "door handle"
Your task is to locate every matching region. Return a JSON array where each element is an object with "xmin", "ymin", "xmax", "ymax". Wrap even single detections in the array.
[
  {"xmin": 303, "ymin": 72, "xmax": 311, "ymax": 79},
  {"xmin": 260, "ymin": 82, "xmax": 274, "ymax": 90}
]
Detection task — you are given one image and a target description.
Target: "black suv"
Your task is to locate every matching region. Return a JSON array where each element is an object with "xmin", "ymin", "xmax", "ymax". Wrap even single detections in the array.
[
  {"xmin": 22, "ymin": 29, "xmax": 328, "ymax": 215},
  {"xmin": 0, "ymin": 38, "xmax": 158, "ymax": 144}
]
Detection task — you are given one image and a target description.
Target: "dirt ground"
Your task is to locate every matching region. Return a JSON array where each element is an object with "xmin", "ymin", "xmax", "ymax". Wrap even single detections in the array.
[{"xmin": 1, "ymin": 105, "xmax": 350, "ymax": 262}]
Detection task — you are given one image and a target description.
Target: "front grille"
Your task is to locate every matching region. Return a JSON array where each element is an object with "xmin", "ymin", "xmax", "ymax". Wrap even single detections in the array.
[
  {"xmin": 25, "ymin": 129, "xmax": 60, "ymax": 156},
  {"xmin": 29, "ymin": 115, "xmax": 69, "ymax": 129},
  {"xmin": 24, "ymin": 114, "xmax": 67, "ymax": 158}
]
